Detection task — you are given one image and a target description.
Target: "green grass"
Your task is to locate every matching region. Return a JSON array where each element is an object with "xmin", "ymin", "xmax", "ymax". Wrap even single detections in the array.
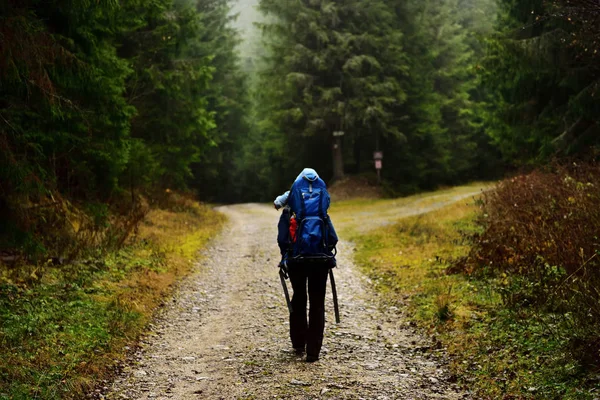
[
  {"xmin": 0, "ymin": 281, "xmax": 141, "ymax": 399},
  {"xmin": 0, "ymin": 202, "xmax": 225, "ymax": 399},
  {"xmin": 329, "ymin": 181, "xmax": 489, "ymax": 236},
  {"xmin": 333, "ymin": 188, "xmax": 600, "ymax": 399}
]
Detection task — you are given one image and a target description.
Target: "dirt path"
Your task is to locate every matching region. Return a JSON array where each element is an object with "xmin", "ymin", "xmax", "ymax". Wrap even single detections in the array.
[
  {"xmin": 105, "ymin": 198, "xmax": 477, "ymax": 400},
  {"xmin": 331, "ymin": 188, "xmax": 485, "ymax": 235}
]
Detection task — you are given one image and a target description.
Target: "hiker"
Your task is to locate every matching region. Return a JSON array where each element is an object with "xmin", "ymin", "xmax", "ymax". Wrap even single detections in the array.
[{"xmin": 274, "ymin": 168, "xmax": 338, "ymax": 362}]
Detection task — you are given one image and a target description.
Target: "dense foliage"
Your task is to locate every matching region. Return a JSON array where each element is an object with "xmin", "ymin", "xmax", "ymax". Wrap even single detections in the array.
[
  {"xmin": 468, "ymin": 166, "xmax": 600, "ymax": 331},
  {"xmin": 453, "ymin": 166, "xmax": 600, "ymax": 396},
  {"xmin": 252, "ymin": 0, "xmax": 498, "ymax": 195},
  {"xmin": 3, "ymin": 0, "xmax": 600, "ymax": 257},
  {"xmin": 0, "ymin": 0, "xmax": 248, "ymax": 257},
  {"xmin": 481, "ymin": 0, "xmax": 600, "ymax": 164},
  {"xmin": 247, "ymin": 0, "xmax": 600, "ymax": 194}
]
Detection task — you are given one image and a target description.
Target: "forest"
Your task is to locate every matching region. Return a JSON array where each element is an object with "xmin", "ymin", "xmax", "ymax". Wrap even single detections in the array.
[
  {"xmin": 2, "ymin": 0, "xmax": 600, "ymax": 398},
  {"xmin": 3, "ymin": 0, "xmax": 600, "ymax": 251}
]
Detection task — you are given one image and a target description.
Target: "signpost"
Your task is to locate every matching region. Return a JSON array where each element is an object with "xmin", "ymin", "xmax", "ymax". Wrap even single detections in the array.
[{"xmin": 373, "ymin": 151, "xmax": 383, "ymax": 183}]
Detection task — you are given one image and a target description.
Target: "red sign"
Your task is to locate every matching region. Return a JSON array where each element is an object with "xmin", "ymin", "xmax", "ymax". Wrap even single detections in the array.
[{"xmin": 375, "ymin": 160, "xmax": 382, "ymax": 170}]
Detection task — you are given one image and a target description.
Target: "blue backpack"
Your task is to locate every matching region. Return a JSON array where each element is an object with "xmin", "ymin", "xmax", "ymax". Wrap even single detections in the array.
[{"xmin": 287, "ymin": 170, "xmax": 338, "ymax": 261}]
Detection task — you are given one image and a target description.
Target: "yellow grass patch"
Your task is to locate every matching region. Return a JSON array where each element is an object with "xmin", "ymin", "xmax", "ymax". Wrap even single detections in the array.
[
  {"xmin": 0, "ymin": 198, "xmax": 225, "ymax": 399},
  {"xmin": 329, "ymin": 182, "xmax": 490, "ymax": 237},
  {"xmin": 108, "ymin": 202, "xmax": 226, "ymax": 322},
  {"xmin": 333, "ymin": 190, "xmax": 498, "ymax": 330}
]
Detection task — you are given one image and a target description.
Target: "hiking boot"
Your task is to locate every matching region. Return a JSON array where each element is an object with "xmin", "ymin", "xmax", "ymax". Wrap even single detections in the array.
[
  {"xmin": 293, "ymin": 346, "xmax": 305, "ymax": 355},
  {"xmin": 305, "ymin": 354, "xmax": 319, "ymax": 362}
]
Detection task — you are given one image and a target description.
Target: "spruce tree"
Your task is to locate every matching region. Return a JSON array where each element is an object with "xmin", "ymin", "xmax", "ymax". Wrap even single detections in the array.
[
  {"xmin": 257, "ymin": 0, "xmax": 407, "ymax": 183},
  {"xmin": 189, "ymin": 0, "xmax": 252, "ymax": 203},
  {"xmin": 482, "ymin": 0, "xmax": 600, "ymax": 164},
  {"xmin": 385, "ymin": 0, "xmax": 497, "ymax": 190},
  {"xmin": 119, "ymin": 0, "xmax": 216, "ymax": 191}
]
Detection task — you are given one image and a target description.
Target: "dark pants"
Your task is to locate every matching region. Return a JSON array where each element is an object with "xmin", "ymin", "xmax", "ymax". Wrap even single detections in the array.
[{"xmin": 288, "ymin": 263, "xmax": 329, "ymax": 357}]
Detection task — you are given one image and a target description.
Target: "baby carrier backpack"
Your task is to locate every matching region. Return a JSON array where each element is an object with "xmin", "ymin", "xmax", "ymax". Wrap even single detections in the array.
[
  {"xmin": 276, "ymin": 169, "xmax": 341, "ymax": 323},
  {"xmin": 286, "ymin": 170, "xmax": 338, "ymax": 261}
]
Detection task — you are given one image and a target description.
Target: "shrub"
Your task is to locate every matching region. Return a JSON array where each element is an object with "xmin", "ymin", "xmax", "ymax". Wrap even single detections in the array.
[
  {"xmin": 462, "ymin": 162, "xmax": 600, "ymax": 366},
  {"xmin": 1, "ymin": 192, "xmax": 148, "ymax": 266}
]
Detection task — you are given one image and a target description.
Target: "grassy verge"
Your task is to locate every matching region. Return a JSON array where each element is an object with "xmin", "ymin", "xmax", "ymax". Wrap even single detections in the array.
[
  {"xmin": 333, "ymin": 194, "xmax": 599, "ymax": 399},
  {"xmin": 0, "ymin": 199, "xmax": 225, "ymax": 399},
  {"xmin": 329, "ymin": 182, "xmax": 488, "ymax": 236}
]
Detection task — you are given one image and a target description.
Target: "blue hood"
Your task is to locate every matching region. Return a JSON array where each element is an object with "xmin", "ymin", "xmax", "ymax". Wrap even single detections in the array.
[{"xmin": 295, "ymin": 168, "xmax": 319, "ymax": 183}]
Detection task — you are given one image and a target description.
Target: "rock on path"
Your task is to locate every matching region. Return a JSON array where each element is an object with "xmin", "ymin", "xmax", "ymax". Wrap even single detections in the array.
[{"xmin": 104, "ymin": 203, "xmax": 469, "ymax": 399}]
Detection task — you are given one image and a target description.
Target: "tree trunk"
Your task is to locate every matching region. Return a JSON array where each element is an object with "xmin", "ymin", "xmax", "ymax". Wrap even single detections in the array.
[{"xmin": 332, "ymin": 136, "xmax": 345, "ymax": 181}]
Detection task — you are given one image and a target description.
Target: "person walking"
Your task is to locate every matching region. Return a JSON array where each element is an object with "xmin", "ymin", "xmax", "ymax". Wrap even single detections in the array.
[{"xmin": 274, "ymin": 168, "xmax": 337, "ymax": 362}]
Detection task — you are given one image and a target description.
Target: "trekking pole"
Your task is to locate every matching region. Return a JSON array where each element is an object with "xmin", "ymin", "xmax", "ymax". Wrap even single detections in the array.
[
  {"xmin": 329, "ymin": 268, "xmax": 341, "ymax": 323},
  {"xmin": 279, "ymin": 268, "xmax": 293, "ymax": 314}
]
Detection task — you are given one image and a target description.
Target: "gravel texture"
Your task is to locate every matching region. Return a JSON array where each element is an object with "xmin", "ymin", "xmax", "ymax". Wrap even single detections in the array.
[{"xmin": 103, "ymin": 202, "xmax": 473, "ymax": 400}]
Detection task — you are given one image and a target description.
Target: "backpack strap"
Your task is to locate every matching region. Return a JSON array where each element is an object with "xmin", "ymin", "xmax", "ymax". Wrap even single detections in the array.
[
  {"xmin": 318, "ymin": 189, "xmax": 323, "ymax": 218},
  {"xmin": 298, "ymin": 186, "xmax": 306, "ymax": 219}
]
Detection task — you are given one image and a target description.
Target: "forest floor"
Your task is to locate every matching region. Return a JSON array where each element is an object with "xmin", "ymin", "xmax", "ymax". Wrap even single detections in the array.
[{"xmin": 103, "ymin": 186, "xmax": 485, "ymax": 400}]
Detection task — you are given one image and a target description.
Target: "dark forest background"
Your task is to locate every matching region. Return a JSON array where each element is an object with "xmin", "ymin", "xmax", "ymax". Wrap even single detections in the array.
[{"xmin": 2, "ymin": 0, "xmax": 600, "ymax": 255}]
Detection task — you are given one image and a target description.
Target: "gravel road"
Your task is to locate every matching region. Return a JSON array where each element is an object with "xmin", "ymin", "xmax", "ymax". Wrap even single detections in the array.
[{"xmin": 104, "ymin": 201, "xmax": 475, "ymax": 400}]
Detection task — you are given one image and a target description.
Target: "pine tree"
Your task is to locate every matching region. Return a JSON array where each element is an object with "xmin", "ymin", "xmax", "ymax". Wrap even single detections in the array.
[
  {"xmin": 119, "ymin": 0, "xmax": 216, "ymax": 192},
  {"xmin": 0, "ymin": 0, "xmax": 244, "ymax": 253},
  {"xmin": 0, "ymin": 0, "xmax": 135, "ymax": 202},
  {"xmin": 189, "ymin": 0, "xmax": 252, "ymax": 203},
  {"xmin": 257, "ymin": 0, "xmax": 407, "ymax": 184},
  {"xmin": 481, "ymin": 0, "xmax": 600, "ymax": 165},
  {"xmin": 384, "ymin": 0, "xmax": 498, "ymax": 191}
]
